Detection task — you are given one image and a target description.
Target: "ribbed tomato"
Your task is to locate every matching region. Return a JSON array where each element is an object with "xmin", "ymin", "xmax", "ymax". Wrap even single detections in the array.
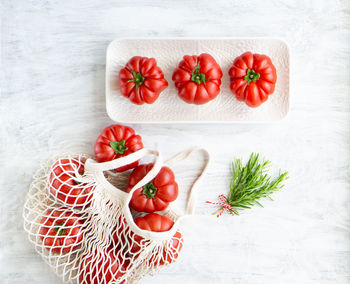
[
  {"xmin": 94, "ymin": 124, "xmax": 143, "ymax": 172},
  {"xmin": 172, "ymin": 53, "xmax": 223, "ymax": 105},
  {"xmin": 111, "ymin": 215, "xmax": 127, "ymax": 246},
  {"xmin": 126, "ymin": 163, "xmax": 178, "ymax": 213},
  {"xmin": 228, "ymin": 51, "xmax": 277, "ymax": 107},
  {"xmin": 130, "ymin": 213, "xmax": 183, "ymax": 265},
  {"xmin": 118, "ymin": 56, "xmax": 168, "ymax": 105},
  {"xmin": 39, "ymin": 209, "xmax": 83, "ymax": 254},
  {"xmin": 49, "ymin": 157, "xmax": 94, "ymax": 207},
  {"xmin": 79, "ymin": 249, "xmax": 128, "ymax": 284}
]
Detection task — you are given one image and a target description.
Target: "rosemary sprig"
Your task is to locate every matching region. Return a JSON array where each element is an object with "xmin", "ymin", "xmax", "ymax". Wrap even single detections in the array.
[{"xmin": 209, "ymin": 153, "xmax": 288, "ymax": 216}]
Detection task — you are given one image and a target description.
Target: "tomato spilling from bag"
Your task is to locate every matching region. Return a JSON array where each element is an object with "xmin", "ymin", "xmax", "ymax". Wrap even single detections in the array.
[
  {"xmin": 94, "ymin": 124, "xmax": 143, "ymax": 172},
  {"xmin": 118, "ymin": 56, "xmax": 168, "ymax": 105},
  {"xmin": 50, "ymin": 158, "xmax": 94, "ymax": 207},
  {"xmin": 131, "ymin": 213, "xmax": 183, "ymax": 265},
  {"xmin": 39, "ymin": 209, "xmax": 83, "ymax": 254},
  {"xmin": 79, "ymin": 249, "xmax": 128, "ymax": 284},
  {"xmin": 126, "ymin": 163, "xmax": 178, "ymax": 213},
  {"xmin": 228, "ymin": 51, "xmax": 277, "ymax": 107},
  {"xmin": 172, "ymin": 53, "xmax": 223, "ymax": 105}
]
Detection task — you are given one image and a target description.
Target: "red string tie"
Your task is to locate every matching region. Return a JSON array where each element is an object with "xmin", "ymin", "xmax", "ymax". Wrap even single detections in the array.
[{"xmin": 206, "ymin": 194, "xmax": 235, "ymax": 217}]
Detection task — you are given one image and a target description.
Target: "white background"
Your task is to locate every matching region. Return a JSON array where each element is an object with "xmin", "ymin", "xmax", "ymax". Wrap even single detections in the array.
[{"xmin": 1, "ymin": 0, "xmax": 349, "ymax": 283}]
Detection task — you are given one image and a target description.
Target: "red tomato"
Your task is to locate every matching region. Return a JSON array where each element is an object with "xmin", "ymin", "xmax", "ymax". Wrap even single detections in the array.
[
  {"xmin": 111, "ymin": 215, "xmax": 127, "ymax": 246},
  {"xmin": 131, "ymin": 213, "xmax": 183, "ymax": 265},
  {"xmin": 39, "ymin": 209, "xmax": 83, "ymax": 254},
  {"xmin": 94, "ymin": 124, "xmax": 143, "ymax": 172},
  {"xmin": 79, "ymin": 249, "xmax": 128, "ymax": 284},
  {"xmin": 172, "ymin": 53, "xmax": 223, "ymax": 105},
  {"xmin": 228, "ymin": 51, "xmax": 277, "ymax": 107},
  {"xmin": 50, "ymin": 158, "xmax": 94, "ymax": 207},
  {"xmin": 126, "ymin": 163, "xmax": 178, "ymax": 213},
  {"xmin": 118, "ymin": 56, "xmax": 168, "ymax": 105}
]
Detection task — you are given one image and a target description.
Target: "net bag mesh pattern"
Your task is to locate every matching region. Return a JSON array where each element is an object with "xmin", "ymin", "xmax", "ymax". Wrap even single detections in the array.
[{"xmin": 23, "ymin": 148, "xmax": 208, "ymax": 284}]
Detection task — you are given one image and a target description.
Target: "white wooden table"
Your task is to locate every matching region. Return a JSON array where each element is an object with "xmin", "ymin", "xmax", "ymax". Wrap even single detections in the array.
[{"xmin": 1, "ymin": 1, "xmax": 349, "ymax": 283}]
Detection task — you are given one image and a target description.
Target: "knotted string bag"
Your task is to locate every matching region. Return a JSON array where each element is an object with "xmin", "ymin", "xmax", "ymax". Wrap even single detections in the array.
[{"xmin": 23, "ymin": 148, "xmax": 210, "ymax": 283}]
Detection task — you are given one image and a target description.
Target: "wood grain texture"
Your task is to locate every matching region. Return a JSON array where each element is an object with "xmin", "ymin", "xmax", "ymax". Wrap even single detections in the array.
[{"xmin": 1, "ymin": 0, "xmax": 349, "ymax": 283}]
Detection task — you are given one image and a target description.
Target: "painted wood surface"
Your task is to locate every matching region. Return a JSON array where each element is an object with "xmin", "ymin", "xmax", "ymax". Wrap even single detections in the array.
[{"xmin": 1, "ymin": 0, "xmax": 349, "ymax": 283}]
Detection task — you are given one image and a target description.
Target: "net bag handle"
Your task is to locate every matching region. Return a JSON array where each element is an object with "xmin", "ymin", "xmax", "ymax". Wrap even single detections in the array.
[
  {"xmin": 84, "ymin": 148, "xmax": 160, "ymax": 174},
  {"xmin": 84, "ymin": 148, "xmax": 162, "ymax": 199},
  {"xmin": 165, "ymin": 148, "xmax": 210, "ymax": 216},
  {"xmin": 85, "ymin": 149, "xmax": 178, "ymax": 240},
  {"xmin": 84, "ymin": 148, "xmax": 210, "ymax": 240}
]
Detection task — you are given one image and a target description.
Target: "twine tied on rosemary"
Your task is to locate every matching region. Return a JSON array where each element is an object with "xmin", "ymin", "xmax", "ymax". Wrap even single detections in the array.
[{"xmin": 206, "ymin": 153, "xmax": 288, "ymax": 217}]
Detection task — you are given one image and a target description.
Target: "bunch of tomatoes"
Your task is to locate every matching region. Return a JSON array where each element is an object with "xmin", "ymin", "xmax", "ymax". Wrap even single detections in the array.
[
  {"xmin": 39, "ymin": 124, "xmax": 182, "ymax": 284},
  {"xmin": 119, "ymin": 51, "xmax": 277, "ymax": 108}
]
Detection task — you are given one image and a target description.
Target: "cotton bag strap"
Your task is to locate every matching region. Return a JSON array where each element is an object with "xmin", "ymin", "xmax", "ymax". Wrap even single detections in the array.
[
  {"xmin": 84, "ymin": 148, "xmax": 162, "ymax": 200},
  {"xmin": 84, "ymin": 148, "xmax": 210, "ymax": 240},
  {"xmin": 165, "ymin": 148, "xmax": 210, "ymax": 215},
  {"xmin": 127, "ymin": 147, "xmax": 210, "ymax": 240},
  {"xmin": 85, "ymin": 148, "xmax": 160, "ymax": 174}
]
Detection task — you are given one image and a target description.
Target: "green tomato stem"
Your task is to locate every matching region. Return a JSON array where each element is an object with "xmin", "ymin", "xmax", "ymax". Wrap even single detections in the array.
[
  {"xmin": 73, "ymin": 171, "xmax": 84, "ymax": 185},
  {"xmin": 191, "ymin": 63, "xmax": 208, "ymax": 85},
  {"xmin": 110, "ymin": 140, "xmax": 128, "ymax": 155},
  {"xmin": 54, "ymin": 222, "xmax": 67, "ymax": 236},
  {"xmin": 127, "ymin": 70, "xmax": 145, "ymax": 88},
  {"xmin": 244, "ymin": 69, "xmax": 260, "ymax": 85},
  {"xmin": 142, "ymin": 182, "xmax": 158, "ymax": 199}
]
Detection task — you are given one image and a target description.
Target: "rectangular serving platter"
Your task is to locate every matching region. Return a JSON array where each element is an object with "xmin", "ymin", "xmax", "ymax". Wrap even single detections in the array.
[{"xmin": 106, "ymin": 38, "xmax": 290, "ymax": 123}]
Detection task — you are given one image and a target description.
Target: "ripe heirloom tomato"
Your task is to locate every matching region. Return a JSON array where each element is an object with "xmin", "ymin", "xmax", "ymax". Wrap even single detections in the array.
[
  {"xmin": 118, "ymin": 56, "xmax": 168, "ymax": 105},
  {"xmin": 126, "ymin": 163, "xmax": 178, "ymax": 213},
  {"xmin": 39, "ymin": 209, "xmax": 83, "ymax": 254},
  {"xmin": 94, "ymin": 124, "xmax": 143, "ymax": 172},
  {"xmin": 50, "ymin": 157, "xmax": 94, "ymax": 207},
  {"xmin": 111, "ymin": 215, "xmax": 127, "ymax": 246},
  {"xmin": 79, "ymin": 249, "xmax": 128, "ymax": 284},
  {"xmin": 172, "ymin": 53, "xmax": 223, "ymax": 105},
  {"xmin": 228, "ymin": 51, "xmax": 277, "ymax": 107},
  {"xmin": 130, "ymin": 213, "xmax": 183, "ymax": 265}
]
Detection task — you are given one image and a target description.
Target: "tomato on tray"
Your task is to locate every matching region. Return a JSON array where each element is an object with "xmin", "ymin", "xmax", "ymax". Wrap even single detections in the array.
[
  {"xmin": 39, "ymin": 209, "xmax": 83, "ymax": 254},
  {"xmin": 131, "ymin": 213, "xmax": 183, "ymax": 265},
  {"xmin": 126, "ymin": 163, "xmax": 178, "ymax": 213},
  {"xmin": 79, "ymin": 249, "xmax": 128, "ymax": 284},
  {"xmin": 50, "ymin": 157, "xmax": 94, "ymax": 207},
  {"xmin": 94, "ymin": 124, "xmax": 143, "ymax": 172},
  {"xmin": 172, "ymin": 53, "xmax": 223, "ymax": 105},
  {"xmin": 118, "ymin": 56, "xmax": 168, "ymax": 105},
  {"xmin": 228, "ymin": 51, "xmax": 277, "ymax": 107}
]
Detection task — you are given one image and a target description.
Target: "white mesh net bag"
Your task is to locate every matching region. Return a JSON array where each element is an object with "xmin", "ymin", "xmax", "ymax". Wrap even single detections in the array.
[{"xmin": 23, "ymin": 148, "xmax": 210, "ymax": 284}]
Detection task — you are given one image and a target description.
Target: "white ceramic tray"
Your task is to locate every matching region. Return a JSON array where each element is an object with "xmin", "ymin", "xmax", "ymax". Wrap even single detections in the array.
[{"xmin": 106, "ymin": 38, "xmax": 290, "ymax": 123}]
